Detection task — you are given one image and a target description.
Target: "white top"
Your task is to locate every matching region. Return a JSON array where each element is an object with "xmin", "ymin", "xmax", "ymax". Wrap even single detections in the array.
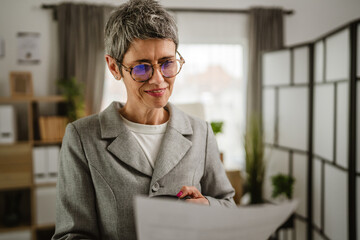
[{"xmin": 120, "ymin": 114, "xmax": 168, "ymax": 168}]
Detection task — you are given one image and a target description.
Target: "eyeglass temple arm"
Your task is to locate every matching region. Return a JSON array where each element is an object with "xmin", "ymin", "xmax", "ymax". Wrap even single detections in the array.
[{"xmin": 177, "ymin": 51, "xmax": 185, "ymax": 64}]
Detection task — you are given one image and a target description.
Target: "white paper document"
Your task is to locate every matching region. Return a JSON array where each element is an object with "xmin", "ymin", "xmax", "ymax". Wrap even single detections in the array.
[{"xmin": 135, "ymin": 196, "xmax": 298, "ymax": 240}]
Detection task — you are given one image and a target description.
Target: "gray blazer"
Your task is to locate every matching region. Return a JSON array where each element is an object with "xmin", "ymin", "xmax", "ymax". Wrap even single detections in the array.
[{"xmin": 53, "ymin": 102, "xmax": 235, "ymax": 240}]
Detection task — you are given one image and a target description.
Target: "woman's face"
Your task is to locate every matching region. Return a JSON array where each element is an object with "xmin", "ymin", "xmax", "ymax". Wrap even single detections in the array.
[{"xmin": 121, "ymin": 39, "xmax": 176, "ymax": 111}]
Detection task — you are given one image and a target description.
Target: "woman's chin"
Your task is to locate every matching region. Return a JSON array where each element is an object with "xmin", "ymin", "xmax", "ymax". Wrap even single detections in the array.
[{"xmin": 144, "ymin": 96, "xmax": 169, "ymax": 109}]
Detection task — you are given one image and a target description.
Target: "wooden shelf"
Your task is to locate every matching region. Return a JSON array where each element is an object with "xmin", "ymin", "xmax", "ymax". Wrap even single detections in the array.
[
  {"xmin": 0, "ymin": 184, "xmax": 33, "ymax": 191},
  {"xmin": 33, "ymin": 140, "xmax": 62, "ymax": 146},
  {"xmin": 32, "ymin": 96, "xmax": 65, "ymax": 102},
  {"xmin": 35, "ymin": 224, "xmax": 55, "ymax": 230},
  {"xmin": 0, "ymin": 224, "xmax": 31, "ymax": 234},
  {"xmin": 0, "ymin": 141, "xmax": 31, "ymax": 147},
  {"xmin": 0, "ymin": 96, "xmax": 64, "ymax": 239},
  {"xmin": 35, "ymin": 183, "xmax": 57, "ymax": 188},
  {"xmin": 0, "ymin": 95, "xmax": 65, "ymax": 104}
]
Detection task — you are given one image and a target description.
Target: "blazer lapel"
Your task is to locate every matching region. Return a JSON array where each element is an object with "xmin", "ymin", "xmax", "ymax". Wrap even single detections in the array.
[
  {"xmin": 99, "ymin": 102, "xmax": 153, "ymax": 177},
  {"xmin": 151, "ymin": 103, "xmax": 193, "ymax": 186}
]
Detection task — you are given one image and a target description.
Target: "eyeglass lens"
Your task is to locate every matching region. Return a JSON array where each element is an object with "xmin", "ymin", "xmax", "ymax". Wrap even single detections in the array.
[
  {"xmin": 131, "ymin": 60, "xmax": 180, "ymax": 82},
  {"xmin": 161, "ymin": 60, "xmax": 179, "ymax": 77},
  {"xmin": 132, "ymin": 64, "xmax": 152, "ymax": 82}
]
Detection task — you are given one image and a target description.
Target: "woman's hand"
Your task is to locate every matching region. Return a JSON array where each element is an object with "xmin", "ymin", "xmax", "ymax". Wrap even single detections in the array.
[{"xmin": 176, "ymin": 186, "xmax": 209, "ymax": 205}]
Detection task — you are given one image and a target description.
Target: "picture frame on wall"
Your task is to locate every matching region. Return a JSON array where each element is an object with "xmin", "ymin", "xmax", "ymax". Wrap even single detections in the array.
[
  {"xmin": 9, "ymin": 71, "xmax": 33, "ymax": 97},
  {"xmin": 17, "ymin": 32, "xmax": 40, "ymax": 64}
]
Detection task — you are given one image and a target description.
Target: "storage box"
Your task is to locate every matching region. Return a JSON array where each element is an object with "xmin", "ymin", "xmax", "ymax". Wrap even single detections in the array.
[
  {"xmin": 35, "ymin": 186, "xmax": 56, "ymax": 225},
  {"xmin": 39, "ymin": 116, "xmax": 67, "ymax": 141}
]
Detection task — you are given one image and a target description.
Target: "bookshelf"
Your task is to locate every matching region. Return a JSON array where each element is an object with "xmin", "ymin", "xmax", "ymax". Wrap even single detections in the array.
[{"xmin": 0, "ymin": 96, "xmax": 66, "ymax": 240}]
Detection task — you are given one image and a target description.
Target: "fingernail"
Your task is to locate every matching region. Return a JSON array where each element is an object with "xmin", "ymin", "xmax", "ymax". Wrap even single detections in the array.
[{"xmin": 176, "ymin": 191, "xmax": 183, "ymax": 197}]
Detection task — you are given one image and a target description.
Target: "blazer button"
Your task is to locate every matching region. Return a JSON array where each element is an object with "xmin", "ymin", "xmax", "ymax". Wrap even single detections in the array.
[{"xmin": 152, "ymin": 182, "xmax": 160, "ymax": 192}]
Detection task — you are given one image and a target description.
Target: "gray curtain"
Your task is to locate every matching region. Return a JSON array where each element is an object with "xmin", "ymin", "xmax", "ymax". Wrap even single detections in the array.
[
  {"xmin": 57, "ymin": 3, "xmax": 107, "ymax": 115},
  {"xmin": 246, "ymin": 7, "xmax": 284, "ymax": 123}
]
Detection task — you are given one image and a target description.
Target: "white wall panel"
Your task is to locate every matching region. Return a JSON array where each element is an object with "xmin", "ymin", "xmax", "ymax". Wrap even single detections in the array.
[
  {"xmin": 314, "ymin": 230, "xmax": 325, "ymax": 240},
  {"xmin": 278, "ymin": 87, "xmax": 308, "ymax": 150},
  {"xmin": 325, "ymin": 29, "xmax": 350, "ymax": 81},
  {"xmin": 293, "ymin": 47, "xmax": 309, "ymax": 84},
  {"xmin": 314, "ymin": 84, "xmax": 334, "ymax": 161},
  {"xmin": 293, "ymin": 153, "xmax": 308, "ymax": 217},
  {"xmin": 295, "ymin": 219, "xmax": 306, "ymax": 240},
  {"xmin": 263, "ymin": 50, "xmax": 291, "ymax": 86},
  {"xmin": 279, "ymin": 229, "xmax": 293, "ymax": 240},
  {"xmin": 358, "ymin": 177, "xmax": 360, "ymax": 240},
  {"xmin": 336, "ymin": 82, "xmax": 349, "ymax": 168},
  {"xmin": 357, "ymin": 24, "xmax": 360, "ymax": 77},
  {"xmin": 357, "ymin": 82, "xmax": 360, "ymax": 173},
  {"xmin": 313, "ymin": 158, "xmax": 322, "ymax": 228},
  {"xmin": 263, "ymin": 148, "xmax": 289, "ymax": 200},
  {"xmin": 324, "ymin": 164, "xmax": 348, "ymax": 240},
  {"xmin": 315, "ymin": 41, "xmax": 324, "ymax": 83},
  {"xmin": 263, "ymin": 88, "xmax": 275, "ymax": 144}
]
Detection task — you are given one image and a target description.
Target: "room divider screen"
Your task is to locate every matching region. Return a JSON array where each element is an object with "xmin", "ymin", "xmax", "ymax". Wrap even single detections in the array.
[{"xmin": 261, "ymin": 19, "xmax": 359, "ymax": 240}]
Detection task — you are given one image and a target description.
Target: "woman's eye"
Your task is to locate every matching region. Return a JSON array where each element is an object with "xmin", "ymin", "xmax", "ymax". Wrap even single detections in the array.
[{"xmin": 162, "ymin": 60, "xmax": 174, "ymax": 67}]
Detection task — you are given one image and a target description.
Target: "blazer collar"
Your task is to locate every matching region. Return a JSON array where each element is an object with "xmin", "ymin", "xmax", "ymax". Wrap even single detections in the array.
[
  {"xmin": 99, "ymin": 102, "xmax": 193, "ymax": 138},
  {"xmin": 99, "ymin": 102, "xmax": 127, "ymax": 139},
  {"xmin": 99, "ymin": 102, "xmax": 193, "ymax": 179},
  {"xmin": 151, "ymin": 103, "xmax": 193, "ymax": 186}
]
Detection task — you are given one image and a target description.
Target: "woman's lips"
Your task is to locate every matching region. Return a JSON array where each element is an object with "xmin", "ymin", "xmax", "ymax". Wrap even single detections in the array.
[{"xmin": 144, "ymin": 88, "xmax": 166, "ymax": 97}]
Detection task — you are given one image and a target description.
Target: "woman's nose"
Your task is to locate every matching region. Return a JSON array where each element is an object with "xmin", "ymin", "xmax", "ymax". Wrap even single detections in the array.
[{"xmin": 148, "ymin": 66, "xmax": 165, "ymax": 84}]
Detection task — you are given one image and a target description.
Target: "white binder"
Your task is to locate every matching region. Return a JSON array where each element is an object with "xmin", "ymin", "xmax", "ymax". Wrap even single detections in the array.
[
  {"xmin": 47, "ymin": 146, "xmax": 60, "ymax": 183},
  {"xmin": 0, "ymin": 105, "xmax": 17, "ymax": 143},
  {"xmin": 32, "ymin": 147, "xmax": 47, "ymax": 184}
]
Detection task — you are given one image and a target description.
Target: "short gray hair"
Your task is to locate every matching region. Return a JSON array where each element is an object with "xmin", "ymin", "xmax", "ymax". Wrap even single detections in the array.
[{"xmin": 104, "ymin": 0, "xmax": 178, "ymax": 64}]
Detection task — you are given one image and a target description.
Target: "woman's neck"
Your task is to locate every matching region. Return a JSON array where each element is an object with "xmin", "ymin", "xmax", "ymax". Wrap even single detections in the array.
[{"xmin": 119, "ymin": 104, "xmax": 169, "ymax": 125}]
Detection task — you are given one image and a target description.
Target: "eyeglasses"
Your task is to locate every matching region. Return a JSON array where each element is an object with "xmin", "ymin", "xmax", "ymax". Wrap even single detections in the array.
[{"xmin": 116, "ymin": 51, "xmax": 185, "ymax": 82}]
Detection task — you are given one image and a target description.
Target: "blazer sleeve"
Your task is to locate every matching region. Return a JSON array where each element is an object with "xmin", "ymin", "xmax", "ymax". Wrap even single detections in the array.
[
  {"xmin": 52, "ymin": 123, "xmax": 99, "ymax": 240},
  {"xmin": 200, "ymin": 122, "xmax": 236, "ymax": 207}
]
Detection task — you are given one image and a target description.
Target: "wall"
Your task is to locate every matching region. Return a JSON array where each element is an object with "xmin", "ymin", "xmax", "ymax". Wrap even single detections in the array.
[
  {"xmin": 0, "ymin": 0, "xmax": 58, "ymax": 97},
  {"xmin": 261, "ymin": 19, "xmax": 360, "ymax": 240},
  {"xmin": 160, "ymin": 0, "xmax": 360, "ymax": 46},
  {"xmin": 0, "ymin": 0, "xmax": 359, "ymax": 97}
]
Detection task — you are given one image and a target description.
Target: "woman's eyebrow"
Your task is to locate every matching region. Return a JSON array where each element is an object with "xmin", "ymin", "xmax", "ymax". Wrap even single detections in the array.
[
  {"xmin": 158, "ymin": 55, "xmax": 175, "ymax": 61},
  {"xmin": 131, "ymin": 55, "xmax": 175, "ymax": 64},
  {"xmin": 132, "ymin": 58, "xmax": 151, "ymax": 64}
]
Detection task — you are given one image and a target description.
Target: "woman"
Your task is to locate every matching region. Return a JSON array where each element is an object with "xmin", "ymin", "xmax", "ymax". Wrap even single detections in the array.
[{"xmin": 53, "ymin": 0, "xmax": 235, "ymax": 239}]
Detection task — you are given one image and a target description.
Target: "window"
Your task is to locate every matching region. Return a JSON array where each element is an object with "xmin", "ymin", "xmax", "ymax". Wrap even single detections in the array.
[
  {"xmin": 101, "ymin": 44, "xmax": 246, "ymax": 170},
  {"xmin": 173, "ymin": 44, "xmax": 245, "ymax": 170}
]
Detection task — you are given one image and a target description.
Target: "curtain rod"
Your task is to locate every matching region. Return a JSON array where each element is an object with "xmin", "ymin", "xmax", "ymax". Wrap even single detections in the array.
[
  {"xmin": 42, "ymin": 4, "xmax": 294, "ymax": 20},
  {"xmin": 167, "ymin": 8, "xmax": 293, "ymax": 15}
]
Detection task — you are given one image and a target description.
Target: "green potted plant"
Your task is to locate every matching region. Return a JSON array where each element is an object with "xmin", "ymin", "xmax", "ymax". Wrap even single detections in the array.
[
  {"xmin": 211, "ymin": 121, "xmax": 223, "ymax": 136},
  {"xmin": 57, "ymin": 77, "xmax": 85, "ymax": 122},
  {"xmin": 271, "ymin": 173, "xmax": 296, "ymax": 229},
  {"xmin": 271, "ymin": 174, "xmax": 295, "ymax": 200},
  {"xmin": 211, "ymin": 121, "xmax": 224, "ymax": 162},
  {"xmin": 244, "ymin": 115, "xmax": 265, "ymax": 204}
]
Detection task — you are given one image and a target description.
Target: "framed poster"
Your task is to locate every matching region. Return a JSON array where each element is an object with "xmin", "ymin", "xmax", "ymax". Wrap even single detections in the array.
[
  {"xmin": 17, "ymin": 32, "xmax": 40, "ymax": 64},
  {"xmin": 9, "ymin": 72, "xmax": 33, "ymax": 97}
]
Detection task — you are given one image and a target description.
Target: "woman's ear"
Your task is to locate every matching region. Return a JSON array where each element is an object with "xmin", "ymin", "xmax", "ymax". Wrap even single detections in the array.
[{"xmin": 105, "ymin": 54, "xmax": 122, "ymax": 80}]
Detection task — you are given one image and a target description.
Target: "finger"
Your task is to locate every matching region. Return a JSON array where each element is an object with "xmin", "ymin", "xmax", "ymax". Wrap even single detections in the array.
[
  {"xmin": 177, "ymin": 186, "xmax": 202, "ymax": 199},
  {"xmin": 177, "ymin": 186, "xmax": 190, "ymax": 198},
  {"xmin": 185, "ymin": 198, "xmax": 209, "ymax": 205}
]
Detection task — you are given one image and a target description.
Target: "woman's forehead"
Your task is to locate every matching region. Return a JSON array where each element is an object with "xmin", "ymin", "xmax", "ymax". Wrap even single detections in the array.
[{"xmin": 124, "ymin": 39, "xmax": 176, "ymax": 61}]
